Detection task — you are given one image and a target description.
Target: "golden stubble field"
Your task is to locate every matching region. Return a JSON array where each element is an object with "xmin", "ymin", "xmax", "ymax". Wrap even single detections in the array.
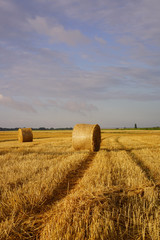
[{"xmin": 0, "ymin": 129, "xmax": 160, "ymax": 240}]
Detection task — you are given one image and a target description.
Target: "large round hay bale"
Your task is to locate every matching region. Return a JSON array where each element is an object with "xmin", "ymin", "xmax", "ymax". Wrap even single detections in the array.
[
  {"xmin": 72, "ymin": 124, "xmax": 101, "ymax": 152},
  {"xmin": 18, "ymin": 128, "xmax": 33, "ymax": 142}
]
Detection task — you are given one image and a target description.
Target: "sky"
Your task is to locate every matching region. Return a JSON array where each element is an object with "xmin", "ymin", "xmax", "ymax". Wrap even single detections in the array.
[{"xmin": 0, "ymin": 0, "xmax": 160, "ymax": 129}]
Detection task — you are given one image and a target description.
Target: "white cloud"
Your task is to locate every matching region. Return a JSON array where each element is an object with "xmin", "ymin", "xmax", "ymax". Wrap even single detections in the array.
[
  {"xmin": 0, "ymin": 0, "xmax": 15, "ymax": 12},
  {"xmin": 27, "ymin": 16, "xmax": 90, "ymax": 46},
  {"xmin": 48, "ymin": 0, "xmax": 160, "ymax": 42},
  {"xmin": 1, "ymin": 44, "xmax": 160, "ymax": 102},
  {"xmin": 94, "ymin": 36, "xmax": 106, "ymax": 45}
]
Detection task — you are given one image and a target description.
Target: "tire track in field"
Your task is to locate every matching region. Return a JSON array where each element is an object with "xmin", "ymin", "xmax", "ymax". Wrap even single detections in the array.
[
  {"xmin": 116, "ymin": 137, "xmax": 157, "ymax": 184},
  {"xmin": 126, "ymin": 150, "xmax": 158, "ymax": 184},
  {"xmin": 6, "ymin": 152, "xmax": 96, "ymax": 240},
  {"xmin": 101, "ymin": 136, "xmax": 124, "ymax": 152},
  {"xmin": 36, "ymin": 152, "xmax": 96, "ymax": 208}
]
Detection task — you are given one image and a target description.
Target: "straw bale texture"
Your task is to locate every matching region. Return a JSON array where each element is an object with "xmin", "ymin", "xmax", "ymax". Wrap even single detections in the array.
[
  {"xmin": 18, "ymin": 128, "xmax": 33, "ymax": 142},
  {"xmin": 72, "ymin": 124, "xmax": 101, "ymax": 152}
]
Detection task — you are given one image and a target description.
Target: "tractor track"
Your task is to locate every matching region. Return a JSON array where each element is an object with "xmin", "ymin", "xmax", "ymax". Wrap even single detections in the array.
[
  {"xmin": 39, "ymin": 152, "xmax": 96, "ymax": 207},
  {"xmin": 6, "ymin": 152, "xmax": 96, "ymax": 240},
  {"xmin": 116, "ymin": 137, "xmax": 158, "ymax": 185}
]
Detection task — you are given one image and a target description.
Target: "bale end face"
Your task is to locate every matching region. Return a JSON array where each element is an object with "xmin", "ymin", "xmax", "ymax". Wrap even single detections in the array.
[{"xmin": 92, "ymin": 124, "xmax": 101, "ymax": 151}]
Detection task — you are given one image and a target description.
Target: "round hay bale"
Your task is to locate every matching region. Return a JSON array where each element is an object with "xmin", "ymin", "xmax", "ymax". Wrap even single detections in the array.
[
  {"xmin": 72, "ymin": 124, "xmax": 101, "ymax": 152},
  {"xmin": 18, "ymin": 128, "xmax": 33, "ymax": 142}
]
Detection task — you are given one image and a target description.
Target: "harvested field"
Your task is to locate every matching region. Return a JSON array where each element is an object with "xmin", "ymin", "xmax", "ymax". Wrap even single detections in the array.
[{"xmin": 0, "ymin": 130, "xmax": 160, "ymax": 239}]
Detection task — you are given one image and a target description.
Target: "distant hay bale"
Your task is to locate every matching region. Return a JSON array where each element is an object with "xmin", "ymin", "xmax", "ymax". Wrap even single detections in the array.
[
  {"xmin": 18, "ymin": 128, "xmax": 33, "ymax": 142},
  {"xmin": 72, "ymin": 124, "xmax": 101, "ymax": 152}
]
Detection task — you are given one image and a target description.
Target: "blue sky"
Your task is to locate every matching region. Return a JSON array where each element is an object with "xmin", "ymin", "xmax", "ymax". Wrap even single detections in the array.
[{"xmin": 0, "ymin": 0, "xmax": 160, "ymax": 128}]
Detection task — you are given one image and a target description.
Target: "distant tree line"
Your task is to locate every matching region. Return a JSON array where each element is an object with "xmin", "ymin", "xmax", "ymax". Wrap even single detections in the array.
[
  {"xmin": 0, "ymin": 126, "xmax": 160, "ymax": 131},
  {"xmin": 0, "ymin": 127, "xmax": 73, "ymax": 131},
  {"xmin": 121, "ymin": 127, "xmax": 160, "ymax": 130}
]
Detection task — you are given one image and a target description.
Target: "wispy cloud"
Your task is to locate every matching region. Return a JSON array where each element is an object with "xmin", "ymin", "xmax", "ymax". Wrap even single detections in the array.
[
  {"xmin": 94, "ymin": 36, "xmax": 106, "ymax": 45},
  {"xmin": 1, "ymin": 44, "xmax": 160, "ymax": 102},
  {"xmin": 47, "ymin": 99, "xmax": 98, "ymax": 115},
  {"xmin": 27, "ymin": 16, "xmax": 90, "ymax": 46},
  {"xmin": 0, "ymin": 0, "xmax": 15, "ymax": 11},
  {"xmin": 54, "ymin": 0, "xmax": 160, "ymax": 41},
  {"xmin": 0, "ymin": 94, "xmax": 36, "ymax": 113}
]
